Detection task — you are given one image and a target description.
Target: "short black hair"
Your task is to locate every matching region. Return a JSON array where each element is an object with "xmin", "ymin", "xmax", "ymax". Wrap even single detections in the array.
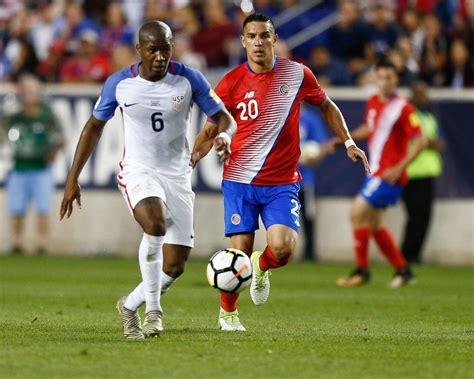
[
  {"xmin": 375, "ymin": 59, "xmax": 398, "ymax": 74},
  {"xmin": 243, "ymin": 13, "xmax": 275, "ymax": 33}
]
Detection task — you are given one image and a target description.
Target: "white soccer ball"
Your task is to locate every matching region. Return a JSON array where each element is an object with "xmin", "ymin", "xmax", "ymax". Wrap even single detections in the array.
[
  {"xmin": 300, "ymin": 141, "xmax": 321, "ymax": 161},
  {"xmin": 206, "ymin": 248, "xmax": 253, "ymax": 293}
]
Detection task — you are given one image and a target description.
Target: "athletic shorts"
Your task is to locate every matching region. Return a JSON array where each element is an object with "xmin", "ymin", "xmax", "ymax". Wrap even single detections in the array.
[
  {"xmin": 117, "ymin": 162, "xmax": 195, "ymax": 247},
  {"xmin": 221, "ymin": 180, "xmax": 301, "ymax": 237},
  {"xmin": 359, "ymin": 176, "xmax": 404, "ymax": 209},
  {"xmin": 7, "ymin": 167, "xmax": 54, "ymax": 215}
]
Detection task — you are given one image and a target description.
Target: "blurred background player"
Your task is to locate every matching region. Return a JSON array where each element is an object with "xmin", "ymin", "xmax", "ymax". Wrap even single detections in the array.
[
  {"xmin": 401, "ymin": 81, "xmax": 445, "ymax": 264},
  {"xmin": 298, "ymin": 105, "xmax": 334, "ymax": 261},
  {"xmin": 337, "ymin": 61, "xmax": 428, "ymax": 289},
  {"xmin": 2, "ymin": 74, "xmax": 63, "ymax": 255},
  {"xmin": 59, "ymin": 21, "xmax": 235, "ymax": 339},
  {"xmin": 193, "ymin": 13, "xmax": 369, "ymax": 331}
]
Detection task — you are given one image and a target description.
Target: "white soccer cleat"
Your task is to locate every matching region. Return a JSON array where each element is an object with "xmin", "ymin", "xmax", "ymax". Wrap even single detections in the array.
[
  {"xmin": 116, "ymin": 296, "xmax": 144, "ymax": 340},
  {"xmin": 250, "ymin": 251, "xmax": 271, "ymax": 305},
  {"xmin": 143, "ymin": 310, "xmax": 164, "ymax": 337},
  {"xmin": 218, "ymin": 308, "xmax": 246, "ymax": 331}
]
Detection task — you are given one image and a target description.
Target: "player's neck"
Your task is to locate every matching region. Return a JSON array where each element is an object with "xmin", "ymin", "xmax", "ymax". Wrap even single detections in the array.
[
  {"xmin": 379, "ymin": 91, "xmax": 397, "ymax": 102},
  {"xmin": 247, "ymin": 57, "xmax": 275, "ymax": 74},
  {"xmin": 138, "ymin": 64, "xmax": 166, "ymax": 82}
]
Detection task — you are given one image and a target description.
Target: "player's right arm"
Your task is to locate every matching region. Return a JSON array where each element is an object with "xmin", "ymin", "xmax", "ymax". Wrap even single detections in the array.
[
  {"xmin": 60, "ymin": 116, "xmax": 106, "ymax": 219},
  {"xmin": 60, "ymin": 71, "xmax": 120, "ymax": 219}
]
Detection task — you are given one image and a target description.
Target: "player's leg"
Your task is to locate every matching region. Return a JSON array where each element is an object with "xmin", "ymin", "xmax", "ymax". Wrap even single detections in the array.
[
  {"xmin": 298, "ymin": 185, "xmax": 316, "ymax": 261},
  {"xmin": 336, "ymin": 195, "xmax": 375, "ymax": 287},
  {"xmin": 132, "ymin": 197, "xmax": 166, "ymax": 337},
  {"xmin": 252, "ymin": 183, "xmax": 300, "ymax": 305},
  {"xmin": 7, "ymin": 170, "xmax": 28, "ymax": 254},
  {"xmin": 161, "ymin": 244, "xmax": 191, "ymax": 293},
  {"xmin": 218, "ymin": 233, "xmax": 254, "ymax": 331},
  {"xmin": 33, "ymin": 167, "xmax": 54, "ymax": 255},
  {"xmin": 218, "ymin": 180, "xmax": 259, "ymax": 331}
]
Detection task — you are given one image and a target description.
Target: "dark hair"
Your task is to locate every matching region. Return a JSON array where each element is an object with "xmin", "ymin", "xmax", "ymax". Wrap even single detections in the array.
[
  {"xmin": 243, "ymin": 13, "xmax": 275, "ymax": 32},
  {"xmin": 375, "ymin": 59, "xmax": 398, "ymax": 74}
]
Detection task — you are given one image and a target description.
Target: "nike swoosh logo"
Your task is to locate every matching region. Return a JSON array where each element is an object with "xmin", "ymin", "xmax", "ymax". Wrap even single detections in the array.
[{"xmin": 124, "ymin": 103, "xmax": 138, "ymax": 107}]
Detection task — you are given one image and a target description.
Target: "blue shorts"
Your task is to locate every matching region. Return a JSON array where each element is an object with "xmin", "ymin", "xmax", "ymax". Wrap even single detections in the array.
[
  {"xmin": 6, "ymin": 167, "xmax": 54, "ymax": 215},
  {"xmin": 222, "ymin": 180, "xmax": 301, "ymax": 237},
  {"xmin": 359, "ymin": 176, "xmax": 404, "ymax": 209}
]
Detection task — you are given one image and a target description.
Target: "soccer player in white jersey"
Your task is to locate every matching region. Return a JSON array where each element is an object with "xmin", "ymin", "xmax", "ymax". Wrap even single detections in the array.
[{"xmin": 60, "ymin": 21, "xmax": 236, "ymax": 339}]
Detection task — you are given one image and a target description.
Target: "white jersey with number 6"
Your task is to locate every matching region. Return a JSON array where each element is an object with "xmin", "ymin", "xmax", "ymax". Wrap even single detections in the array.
[{"xmin": 93, "ymin": 61, "xmax": 223, "ymax": 177}]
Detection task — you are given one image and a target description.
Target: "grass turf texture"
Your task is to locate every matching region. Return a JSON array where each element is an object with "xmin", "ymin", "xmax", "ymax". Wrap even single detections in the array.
[{"xmin": 0, "ymin": 256, "xmax": 472, "ymax": 379}]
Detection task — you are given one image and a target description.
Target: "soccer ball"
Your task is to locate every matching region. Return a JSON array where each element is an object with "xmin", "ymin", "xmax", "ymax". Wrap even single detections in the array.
[{"xmin": 206, "ymin": 248, "xmax": 253, "ymax": 293}]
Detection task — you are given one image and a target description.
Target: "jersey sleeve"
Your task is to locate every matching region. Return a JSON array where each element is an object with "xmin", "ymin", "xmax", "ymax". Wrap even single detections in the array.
[
  {"xmin": 92, "ymin": 74, "xmax": 120, "ymax": 121},
  {"xmin": 184, "ymin": 66, "xmax": 224, "ymax": 117},
  {"xmin": 206, "ymin": 76, "xmax": 232, "ymax": 124},
  {"xmin": 401, "ymin": 102, "xmax": 422, "ymax": 138},
  {"xmin": 301, "ymin": 65, "xmax": 327, "ymax": 106}
]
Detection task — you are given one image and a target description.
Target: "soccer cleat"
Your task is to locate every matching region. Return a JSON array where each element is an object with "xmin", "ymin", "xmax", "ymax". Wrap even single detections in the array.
[
  {"xmin": 143, "ymin": 310, "xmax": 164, "ymax": 337},
  {"xmin": 250, "ymin": 251, "xmax": 271, "ymax": 305},
  {"xmin": 116, "ymin": 296, "xmax": 144, "ymax": 339},
  {"xmin": 336, "ymin": 268, "xmax": 371, "ymax": 288},
  {"xmin": 218, "ymin": 308, "xmax": 246, "ymax": 331},
  {"xmin": 388, "ymin": 267, "xmax": 416, "ymax": 288}
]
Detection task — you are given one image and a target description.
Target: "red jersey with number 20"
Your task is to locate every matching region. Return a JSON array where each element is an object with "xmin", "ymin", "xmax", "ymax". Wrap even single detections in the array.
[
  {"xmin": 365, "ymin": 93, "xmax": 422, "ymax": 185},
  {"xmin": 212, "ymin": 57, "xmax": 326, "ymax": 185}
]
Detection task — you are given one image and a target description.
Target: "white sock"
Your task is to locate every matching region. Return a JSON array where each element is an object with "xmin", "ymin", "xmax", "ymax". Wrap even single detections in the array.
[
  {"xmin": 139, "ymin": 233, "xmax": 164, "ymax": 313},
  {"xmin": 161, "ymin": 272, "xmax": 177, "ymax": 294},
  {"xmin": 124, "ymin": 271, "xmax": 178, "ymax": 311}
]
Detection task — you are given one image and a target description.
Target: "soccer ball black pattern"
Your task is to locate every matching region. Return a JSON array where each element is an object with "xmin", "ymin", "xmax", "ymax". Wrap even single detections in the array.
[{"xmin": 206, "ymin": 248, "xmax": 253, "ymax": 293}]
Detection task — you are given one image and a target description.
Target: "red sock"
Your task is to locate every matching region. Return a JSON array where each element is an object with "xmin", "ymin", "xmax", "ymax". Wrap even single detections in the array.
[
  {"xmin": 220, "ymin": 292, "xmax": 239, "ymax": 312},
  {"xmin": 258, "ymin": 246, "xmax": 289, "ymax": 272},
  {"xmin": 353, "ymin": 228, "xmax": 371, "ymax": 270},
  {"xmin": 373, "ymin": 227, "xmax": 407, "ymax": 269}
]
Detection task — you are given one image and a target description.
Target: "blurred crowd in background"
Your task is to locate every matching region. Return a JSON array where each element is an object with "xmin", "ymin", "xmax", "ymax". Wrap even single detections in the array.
[{"xmin": 1, "ymin": 0, "xmax": 473, "ymax": 88}]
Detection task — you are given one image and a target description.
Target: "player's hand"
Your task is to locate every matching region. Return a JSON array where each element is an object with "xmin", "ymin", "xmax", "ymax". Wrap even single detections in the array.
[
  {"xmin": 189, "ymin": 151, "xmax": 200, "ymax": 168},
  {"xmin": 347, "ymin": 145, "xmax": 371, "ymax": 174},
  {"xmin": 60, "ymin": 179, "xmax": 82, "ymax": 220},
  {"xmin": 381, "ymin": 166, "xmax": 403, "ymax": 184},
  {"xmin": 214, "ymin": 136, "xmax": 231, "ymax": 165}
]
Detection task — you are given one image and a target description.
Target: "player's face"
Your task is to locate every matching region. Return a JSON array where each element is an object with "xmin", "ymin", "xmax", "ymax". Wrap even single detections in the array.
[
  {"xmin": 241, "ymin": 21, "xmax": 276, "ymax": 67},
  {"xmin": 137, "ymin": 37, "xmax": 172, "ymax": 80},
  {"xmin": 376, "ymin": 68, "xmax": 398, "ymax": 98}
]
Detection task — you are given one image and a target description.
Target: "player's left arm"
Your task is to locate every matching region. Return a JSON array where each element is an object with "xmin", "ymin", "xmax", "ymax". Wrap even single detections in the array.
[{"xmin": 318, "ymin": 98, "xmax": 371, "ymax": 173}]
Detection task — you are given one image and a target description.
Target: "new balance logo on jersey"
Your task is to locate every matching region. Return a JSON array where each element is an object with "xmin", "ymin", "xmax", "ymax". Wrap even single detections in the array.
[
  {"xmin": 244, "ymin": 91, "xmax": 255, "ymax": 99},
  {"xmin": 172, "ymin": 95, "xmax": 185, "ymax": 112}
]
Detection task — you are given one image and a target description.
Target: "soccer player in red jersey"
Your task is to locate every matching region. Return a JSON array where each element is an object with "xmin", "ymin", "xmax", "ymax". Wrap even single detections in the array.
[
  {"xmin": 336, "ymin": 60, "xmax": 428, "ymax": 289},
  {"xmin": 192, "ymin": 13, "xmax": 370, "ymax": 331}
]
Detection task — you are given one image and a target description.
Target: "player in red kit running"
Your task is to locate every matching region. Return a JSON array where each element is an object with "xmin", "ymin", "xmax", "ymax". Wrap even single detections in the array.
[
  {"xmin": 192, "ymin": 13, "xmax": 370, "ymax": 331},
  {"xmin": 336, "ymin": 60, "xmax": 428, "ymax": 289}
]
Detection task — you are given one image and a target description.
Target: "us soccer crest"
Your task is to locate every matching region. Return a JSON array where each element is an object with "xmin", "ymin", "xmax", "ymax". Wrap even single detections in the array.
[{"xmin": 172, "ymin": 95, "xmax": 185, "ymax": 112}]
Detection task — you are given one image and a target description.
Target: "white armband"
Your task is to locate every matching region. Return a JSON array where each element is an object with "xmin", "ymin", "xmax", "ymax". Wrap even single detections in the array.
[
  {"xmin": 344, "ymin": 139, "xmax": 356, "ymax": 149},
  {"xmin": 217, "ymin": 132, "xmax": 231, "ymax": 145}
]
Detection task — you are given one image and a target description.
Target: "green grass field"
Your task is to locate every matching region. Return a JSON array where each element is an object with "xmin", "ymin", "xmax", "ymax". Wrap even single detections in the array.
[{"xmin": 0, "ymin": 256, "xmax": 472, "ymax": 379}]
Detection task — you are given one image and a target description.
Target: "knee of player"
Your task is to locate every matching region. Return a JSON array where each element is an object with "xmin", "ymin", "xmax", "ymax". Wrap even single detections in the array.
[
  {"xmin": 164, "ymin": 262, "xmax": 185, "ymax": 278},
  {"xmin": 269, "ymin": 239, "xmax": 296, "ymax": 262},
  {"xmin": 143, "ymin": 219, "xmax": 167, "ymax": 236}
]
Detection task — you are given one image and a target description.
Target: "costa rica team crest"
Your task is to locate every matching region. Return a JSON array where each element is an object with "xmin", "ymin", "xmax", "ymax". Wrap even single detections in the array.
[
  {"xmin": 172, "ymin": 95, "xmax": 185, "ymax": 112},
  {"xmin": 279, "ymin": 83, "xmax": 290, "ymax": 97}
]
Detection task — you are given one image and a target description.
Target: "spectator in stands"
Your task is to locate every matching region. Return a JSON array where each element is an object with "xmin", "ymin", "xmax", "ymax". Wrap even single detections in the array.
[
  {"xmin": 329, "ymin": 0, "xmax": 370, "ymax": 80},
  {"xmin": 54, "ymin": 2, "xmax": 100, "ymax": 55},
  {"xmin": 143, "ymin": 0, "xmax": 194, "ymax": 34},
  {"xmin": 401, "ymin": 81, "xmax": 444, "ymax": 263},
  {"xmin": 3, "ymin": 10, "xmax": 38, "ymax": 81},
  {"xmin": 399, "ymin": 7, "xmax": 424, "ymax": 59},
  {"xmin": 309, "ymin": 45, "xmax": 353, "ymax": 86},
  {"xmin": 173, "ymin": 33, "xmax": 207, "ymax": 71},
  {"xmin": 366, "ymin": 2, "xmax": 400, "ymax": 59},
  {"xmin": 387, "ymin": 48, "xmax": 418, "ymax": 86},
  {"xmin": 192, "ymin": 0, "xmax": 238, "ymax": 68},
  {"xmin": 59, "ymin": 30, "xmax": 111, "ymax": 83},
  {"xmin": 443, "ymin": 38, "xmax": 474, "ymax": 87},
  {"xmin": 110, "ymin": 44, "xmax": 137, "ymax": 72},
  {"xmin": 2, "ymin": 75, "xmax": 63, "ymax": 255},
  {"xmin": 397, "ymin": 35, "xmax": 420, "ymax": 74},
  {"xmin": 100, "ymin": 2, "xmax": 134, "ymax": 56},
  {"xmin": 37, "ymin": 40, "xmax": 65, "ymax": 82},
  {"xmin": 29, "ymin": 1, "xmax": 58, "ymax": 63},
  {"xmin": 419, "ymin": 13, "xmax": 447, "ymax": 85}
]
